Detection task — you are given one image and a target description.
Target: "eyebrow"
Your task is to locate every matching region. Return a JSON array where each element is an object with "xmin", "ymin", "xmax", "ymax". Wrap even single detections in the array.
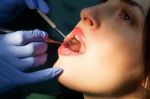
[{"xmin": 121, "ymin": 0, "xmax": 145, "ymax": 16}]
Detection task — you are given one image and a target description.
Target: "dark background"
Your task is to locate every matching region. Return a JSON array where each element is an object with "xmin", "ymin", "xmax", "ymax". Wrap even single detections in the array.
[{"xmin": 0, "ymin": 0, "xmax": 101, "ymax": 98}]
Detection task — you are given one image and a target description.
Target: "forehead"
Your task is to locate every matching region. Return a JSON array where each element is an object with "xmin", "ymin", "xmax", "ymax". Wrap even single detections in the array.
[
  {"xmin": 111, "ymin": 0, "xmax": 150, "ymax": 15},
  {"xmin": 134, "ymin": 0, "xmax": 150, "ymax": 15}
]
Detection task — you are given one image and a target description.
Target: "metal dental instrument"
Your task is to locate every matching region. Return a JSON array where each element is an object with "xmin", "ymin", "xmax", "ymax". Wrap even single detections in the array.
[{"xmin": 37, "ymin": 10, "xmax": 70, "ymax": 44}]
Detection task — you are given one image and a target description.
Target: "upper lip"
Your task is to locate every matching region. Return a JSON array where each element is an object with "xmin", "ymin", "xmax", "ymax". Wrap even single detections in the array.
[{"xmin": 63, "ymin": 27, "xmax": 86, "ymax": 54}]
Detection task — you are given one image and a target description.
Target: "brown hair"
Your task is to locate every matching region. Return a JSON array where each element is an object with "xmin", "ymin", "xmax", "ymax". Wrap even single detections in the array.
[{"xmin": 143, "ymin": 7, "xmax": 150, "ymax": 98}]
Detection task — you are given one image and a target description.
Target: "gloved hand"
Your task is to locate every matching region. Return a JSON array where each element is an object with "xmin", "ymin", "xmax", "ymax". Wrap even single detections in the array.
[
  {"xmin": 0, "ymin": 29, "xmax": 63, "ymax": 94},
  {"xmin": 1, "ymin": 0, "xmax": 49, "ymax": 13}
]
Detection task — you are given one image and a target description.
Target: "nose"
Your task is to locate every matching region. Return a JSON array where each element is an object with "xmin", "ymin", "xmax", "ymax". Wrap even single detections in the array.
[{"xmin": 81, "ymin": 7, "xmax": 100, "ymax": 29}]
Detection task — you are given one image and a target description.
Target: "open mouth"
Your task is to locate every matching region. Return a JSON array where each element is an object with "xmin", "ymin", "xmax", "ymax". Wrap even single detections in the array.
[
  {"xmin": 64, "ymin": 37, "xmax": 81, "ymax": 53},
  {"xmin": 58, "ymin": 27, "xmax": 86, "ymax": 56}
]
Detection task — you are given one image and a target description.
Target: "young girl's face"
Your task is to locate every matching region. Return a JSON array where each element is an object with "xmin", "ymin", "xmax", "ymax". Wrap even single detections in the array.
[{"xmin": 54, "ymin": 0, "xmax": 150, "ymax": 95}]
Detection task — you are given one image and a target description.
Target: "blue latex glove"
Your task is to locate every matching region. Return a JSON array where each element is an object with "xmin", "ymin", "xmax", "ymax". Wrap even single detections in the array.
[
  {"xmin": 0, "ymin": 29, "xmax": 63, "ymax": 94},
  {"xmin": 1, "ymin": 0, "xmax": 49, "ymax": 13},
  {"xmin": 0, "ymin": 0, "xmax": 49, "ymax": 22}
]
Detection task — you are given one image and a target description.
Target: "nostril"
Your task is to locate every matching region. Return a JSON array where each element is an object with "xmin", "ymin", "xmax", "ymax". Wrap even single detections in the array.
[
  {"xmin": 81, "ymin": 8, "xmax": 94, "ymax": 27},
  {"xmin": 83, "ymin": 17, "xmax": 94, "ymax": 27},
  {"xmin": 81, "ymin": 8, "xmax": 99, "ymax": 29}
]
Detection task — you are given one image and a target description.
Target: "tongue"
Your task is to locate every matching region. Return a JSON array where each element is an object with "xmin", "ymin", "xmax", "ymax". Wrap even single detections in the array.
[{"xmin": 68, "ymin": 38, "xmax": 81, "ymax": 53}]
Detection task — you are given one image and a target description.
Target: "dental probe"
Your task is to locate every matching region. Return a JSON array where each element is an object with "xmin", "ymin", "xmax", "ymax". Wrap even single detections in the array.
[{"xmin": 37, "ymin": 10, "xmax": 69, "ymax": 43}]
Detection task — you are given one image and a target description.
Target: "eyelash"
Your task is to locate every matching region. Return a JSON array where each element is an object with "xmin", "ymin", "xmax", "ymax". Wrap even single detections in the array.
[
  {"xmin": 100, "ymin": 1, "xmax": 136, "ymax": 25},
  {"xmin": 119, "ymin": 10, "xmax": 134, "ymax": 24}
]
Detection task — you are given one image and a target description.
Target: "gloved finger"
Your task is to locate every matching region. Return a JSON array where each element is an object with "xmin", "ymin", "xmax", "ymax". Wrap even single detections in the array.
[
  {"xmin": 1, "ymin": 29, "xmax": 48, "ymax": 46},
  {"xmin": 0, "ymin": 54, "xmax": 23, "ymax": 70},
  {"xmin": 24, "ymin": 0, "xmax": 36, "ymax": 9},
  {"xmin": 0, "ymin": 56, "xmax": 24, "ymax": 80},
  {"xmin": 5, "ymin": 42, "xmax": 48, "ymax": 58},
  {"xmin": 17, "ymin": 53, "xmax": 47, "ymax": 71},
  {"xmin": 22, "ymin": 29, "xmax": 48, "ymax": 45},
  {"xmin": 28, "ymin": 42, "xmax": 48, "ymax": 57},
  {"xmin": 1, "ymin": 31, "xmax": 24, "ymax": 45},
  {"xmin": 36, "ymin": 0, "xmax": 49, "ymax": 13},
  {"xmin": 0, "ymin": 53, "xmax": 47, "ymax": 71},
  {"xmin": 22, "ymin": 67, "xmax": 63, "ymax": 84}
]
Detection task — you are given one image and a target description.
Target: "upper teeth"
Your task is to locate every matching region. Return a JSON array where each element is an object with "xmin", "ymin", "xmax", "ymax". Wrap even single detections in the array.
[
  {"xmin": 74, "ymin": 34, "xmax": 86, "ymax": 54},
  {"xmin": 75, "ymin": 34, "xmax": 80, "ymax": 41},
  {"xmin": 70, "ymin": 38, "xmax": 80, "ymax": 46}
]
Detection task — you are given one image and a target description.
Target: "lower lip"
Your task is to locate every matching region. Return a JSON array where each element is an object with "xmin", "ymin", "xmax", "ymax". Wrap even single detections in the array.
[{"xmin": 58, "ymin": 44, "xmax": 79, "ymax": 56}]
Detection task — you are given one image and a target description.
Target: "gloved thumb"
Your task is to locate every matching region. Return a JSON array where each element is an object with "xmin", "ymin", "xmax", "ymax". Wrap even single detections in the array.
[{"xmin": 22, "ymin": 67, "xmax": 63, "ymax": 84}]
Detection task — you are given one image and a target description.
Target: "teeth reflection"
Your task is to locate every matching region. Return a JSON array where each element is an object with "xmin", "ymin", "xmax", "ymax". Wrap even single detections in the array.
[{"xmin": 68, "ymin": 38, "xmax": 81, "ymax": 53}]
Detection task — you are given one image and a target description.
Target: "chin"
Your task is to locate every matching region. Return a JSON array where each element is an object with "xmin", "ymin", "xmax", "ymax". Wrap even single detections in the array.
[
  {"xmin": 54, "ymin": 57, "xmax": 143, "ymax": 96},
  {"xmin": 54, "ymin": 59, "xmax": 116, "ymax": 95}
]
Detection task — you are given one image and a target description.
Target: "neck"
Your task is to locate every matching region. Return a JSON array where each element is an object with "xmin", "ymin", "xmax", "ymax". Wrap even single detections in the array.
[{"xmin": 83, "ymin": 86, "xmax": 146, "ymax": 99}]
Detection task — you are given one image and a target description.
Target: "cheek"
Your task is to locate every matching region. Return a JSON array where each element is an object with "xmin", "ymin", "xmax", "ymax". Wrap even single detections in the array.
[
  {"xmin": 54, "ymin": 40, "xmax": 142, "ymax": 95},
  {"xmin": 54, "ymin": 26, "xmax": 143, "ymax": 94}
]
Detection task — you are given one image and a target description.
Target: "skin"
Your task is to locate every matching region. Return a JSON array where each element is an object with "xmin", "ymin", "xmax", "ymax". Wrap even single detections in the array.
[{"xmin": 54, "ymin": 0, "xmax": 150, "ymax": 98}]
